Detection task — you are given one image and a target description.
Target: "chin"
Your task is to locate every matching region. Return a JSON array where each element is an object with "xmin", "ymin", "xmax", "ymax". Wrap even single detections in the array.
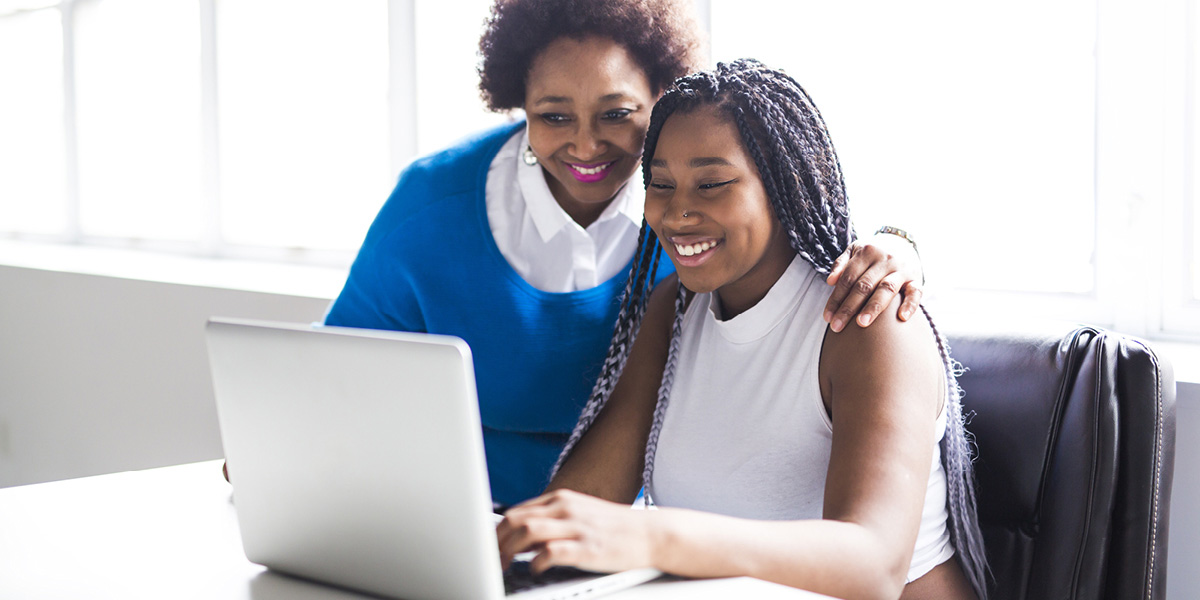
[{"xmin": 673, "ymin": 272, "xmax": 719, "ymax": 295}]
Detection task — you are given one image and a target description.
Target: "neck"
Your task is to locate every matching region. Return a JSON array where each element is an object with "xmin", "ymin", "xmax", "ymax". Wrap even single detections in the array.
[{"xmin": 713, "ymin": 238, "xmax": 796, "ymax": 320}]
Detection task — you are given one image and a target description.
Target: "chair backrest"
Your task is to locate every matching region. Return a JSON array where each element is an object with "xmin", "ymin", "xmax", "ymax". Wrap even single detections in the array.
[{"xmin": 948, "ymin": 325, "xmax": 1176, "ymax": 600}]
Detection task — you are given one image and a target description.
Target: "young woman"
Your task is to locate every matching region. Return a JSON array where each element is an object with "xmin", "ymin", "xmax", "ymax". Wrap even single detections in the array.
[
  {"xmin": 496, "ymin": 60, "xmax": 989, "ymax": 600},
  {"xmin": 321, "ymin": 0, "xmax": 926, "ymax": 507}
]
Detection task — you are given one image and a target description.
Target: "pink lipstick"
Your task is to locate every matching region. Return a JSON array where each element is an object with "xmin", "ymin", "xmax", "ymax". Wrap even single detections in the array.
[{"xmin": 566, "ymin": 160, "xmax": 615, "ymax": 183}]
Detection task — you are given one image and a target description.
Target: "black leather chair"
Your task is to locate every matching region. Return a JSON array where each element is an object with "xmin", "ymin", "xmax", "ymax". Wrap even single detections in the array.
[{"xmin": 947, "ymin": 325, "xmax": 1176, "ymax": 600}]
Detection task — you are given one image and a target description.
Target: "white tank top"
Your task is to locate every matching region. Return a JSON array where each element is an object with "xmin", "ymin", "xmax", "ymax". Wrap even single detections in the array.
[{"xmin": 648, "ymin": 255, "xmax": 954, "ymax": 582}]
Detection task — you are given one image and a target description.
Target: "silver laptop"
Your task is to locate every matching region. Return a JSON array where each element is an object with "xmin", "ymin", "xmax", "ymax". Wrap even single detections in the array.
[{"xmin": 205, "ymin": 318, "xmax": 660, "ymax": 600}]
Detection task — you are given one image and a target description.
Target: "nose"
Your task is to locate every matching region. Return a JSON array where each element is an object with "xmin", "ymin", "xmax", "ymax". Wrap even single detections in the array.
[
  {"xmin": 570, "ymin": 122, "xmax": 605, "ymax": 161},
  {"xmin": 656, "ymin": 193, "xmax": 700, "ymax": 232}
]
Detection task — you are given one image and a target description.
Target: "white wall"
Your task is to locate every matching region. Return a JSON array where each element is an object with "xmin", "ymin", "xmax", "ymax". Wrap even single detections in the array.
[
  {"xmin": 0, "ymin": 263, "xmax": 1196, "ymax": 598},
  {"xmin": 0, "ymin": 264, "xmax": 329, "ymax": 488}
]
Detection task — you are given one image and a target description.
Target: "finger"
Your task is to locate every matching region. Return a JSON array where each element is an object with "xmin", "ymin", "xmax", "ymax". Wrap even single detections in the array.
[
  {"xmin": 830, "ymin": 262, "xmax": 891, "ymax": 332},
  {"xmin": 506, "ymin": 491, "xmax": 561, "ymax": 511},
  {"xmin": 498, "ymin": 514, "xmax": 580, "ymax": 567},
  {"xmin": 824, "ymin": 247, "xmax": 869, "ymax": 323},
  {"xmin": 825, "ymin": 248, "xmax": 851, "ymax": 288},
  {"xmin": 854, "ymin": 275, "xmax": 903, "ymax": 328},
  {"xmin": 505, "ymin": 517, "xmax": 578, "ymax": 554},
  {"xmin": 898, "ymin": 281, "xmax": 924, "ymax": 321},
  {"xmin": 531, "ymin": 539, "xmax": 585, "ymax": 575}
]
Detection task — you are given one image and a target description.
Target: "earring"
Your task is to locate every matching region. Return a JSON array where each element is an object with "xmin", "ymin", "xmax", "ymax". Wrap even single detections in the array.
[{"xmin": 522, "ymin": 145, "xmax": 538, "ymax": 166}]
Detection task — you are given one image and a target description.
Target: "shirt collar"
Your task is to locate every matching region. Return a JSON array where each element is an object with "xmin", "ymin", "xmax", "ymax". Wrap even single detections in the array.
[{"xmin": 515, "ymin": 127, "xmax": 644, "ymax": 242}]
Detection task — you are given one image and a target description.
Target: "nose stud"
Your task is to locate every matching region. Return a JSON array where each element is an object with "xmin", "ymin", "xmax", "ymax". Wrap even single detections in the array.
[{"xmin": 682, "ymin": 211, "xmax": 691, "ymax": 218}]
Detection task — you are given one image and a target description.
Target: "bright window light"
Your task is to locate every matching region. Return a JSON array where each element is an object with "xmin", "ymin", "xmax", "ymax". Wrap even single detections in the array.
[
  {"xmin": 216, "ymin": 0, "xmax": 391, "ymax": 252},
  {"xmin": 73, "ymin": 0, "xmax": 204, "ymax": 241},
  {"xmin": 712, "ymin": 0, "xmax": 1097, "ymax": 295},
  {"xmin": 0, "ymin": 8, "xmax": 66, "ymax": 235},
  {"xmin": 414, "ymin": 0, "xmax": 512, "ymax": 157}
]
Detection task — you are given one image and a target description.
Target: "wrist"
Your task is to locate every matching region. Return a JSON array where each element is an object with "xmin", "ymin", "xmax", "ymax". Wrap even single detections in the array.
[
  {"xmin": 875, "ymin": 225, "xmax": 925, "ymax": 285},
  {"xmin": 644, "ymin": 509, "xmax": 678, "ymax": 572},
  {"xmin": 874, "ymin": 225, "xmax": 918, "ymax": 255}
]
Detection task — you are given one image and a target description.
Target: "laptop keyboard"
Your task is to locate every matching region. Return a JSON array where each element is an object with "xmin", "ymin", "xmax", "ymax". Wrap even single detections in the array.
[{"xmin": 503, "ymin": 560, "xmax": 598, "ymax": 595}]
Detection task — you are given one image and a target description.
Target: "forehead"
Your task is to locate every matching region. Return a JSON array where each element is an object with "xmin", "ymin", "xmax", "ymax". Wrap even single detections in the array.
[
  {"xmin": 525, "ymin": 35, "xmax": 653, "ymax": 103},
  {"xmin": 653, "ymin": 106, "xmax": 750, "ymax": 166}
]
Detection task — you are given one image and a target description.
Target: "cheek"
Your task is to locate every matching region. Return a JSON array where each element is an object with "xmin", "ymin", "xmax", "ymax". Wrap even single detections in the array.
[
  {"xmin": 617, "ymin": 120, "xmax": 649, "ymax": 155},
  {"xmin": 525, "ymin": 125, "xmax": 561, "ymax": 160},
  {"xmin": 643, "ymin": 196, "xmax": 665, "ymax": 230}
]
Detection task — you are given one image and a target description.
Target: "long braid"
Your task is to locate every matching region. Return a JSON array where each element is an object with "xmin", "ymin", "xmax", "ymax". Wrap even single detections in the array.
[
  {"xmin": 639, "ymin": 282, "xmax": 688, "ymax": 501},
  {"xmin": 922, "ymin": 305, "xmax": 993, "ymax": 594},
  {"xmin": 550, "ymin": 220, "xmax": 660, "ymax": 478}
]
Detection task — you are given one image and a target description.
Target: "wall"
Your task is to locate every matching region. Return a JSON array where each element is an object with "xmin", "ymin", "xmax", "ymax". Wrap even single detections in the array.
[
  {"xmin": 0, "ymin": 264, "xmax": 329, "ymax": 488},
  {"xmin": 0, "ymin": 263, "xmax": 1196, "ymax": 598}
]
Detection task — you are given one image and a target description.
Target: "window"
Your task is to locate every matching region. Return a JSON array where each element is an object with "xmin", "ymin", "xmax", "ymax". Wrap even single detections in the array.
[
  {"xmin": 710, "ymin": 0, "xmax": 1097, "ymax": 297},
  {"xmin": 215, "ymin": 0, "xmax": 391, "ymax": 251},
  {"xmin": 0, "ymin": 6, "xmax": 66, "ymax": 235},
  {"xmin": 1, "ymin": 0, "xmax": 1197, "ymax": 340},
  {"xmin": 0, "ymin": 0, "xmax": 500, "ymax": 259},
  {"xmin": 73, "ymin": 0, "xmax": 203, "ymax": 241}
]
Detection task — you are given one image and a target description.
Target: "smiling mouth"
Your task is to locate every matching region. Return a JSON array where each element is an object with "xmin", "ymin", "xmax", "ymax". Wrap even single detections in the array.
[
  {"xmin": 566, "ymin": 160, "xmax": 616, "ymax": 182},
  {"xmin": 673, "ymin": 239, "xmax": 721, "ymax": 258}
]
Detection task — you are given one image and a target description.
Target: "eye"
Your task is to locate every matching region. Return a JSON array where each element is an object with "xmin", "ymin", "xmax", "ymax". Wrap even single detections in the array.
[
  {"xmin": 602, "ymin": 108, "xmax": 633, "ymax": 121},
  {"xmin": 648, "ymin": 181, "xmax": 675, "ymax": 191},
  {"xmin": 539, "ymin": 113, "xmax": 571, "ymax": 125},
  {"xmin": 699, "ymin": 179, "xmax": 737, "ymax": 190}
]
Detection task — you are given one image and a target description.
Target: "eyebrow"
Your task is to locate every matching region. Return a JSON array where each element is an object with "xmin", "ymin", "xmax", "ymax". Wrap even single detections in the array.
[
  {"xmin": 531, "ymin": 92, "xmax": 636, "ymax": 107},
  {"xmin": 649, "ymin": 157, "xmax": 734, "ymax": 168}
]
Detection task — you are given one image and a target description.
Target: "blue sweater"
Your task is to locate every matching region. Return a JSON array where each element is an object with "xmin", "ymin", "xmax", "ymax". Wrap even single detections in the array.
[{"xmin": 325, "ymin": 122, "xmax": 672, "ymax": 505}]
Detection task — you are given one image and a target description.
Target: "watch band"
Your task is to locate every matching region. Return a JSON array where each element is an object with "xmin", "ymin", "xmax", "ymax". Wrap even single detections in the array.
[{"xmin": 875, "ymin": 225, "xmax": 919, "ymax": 255}]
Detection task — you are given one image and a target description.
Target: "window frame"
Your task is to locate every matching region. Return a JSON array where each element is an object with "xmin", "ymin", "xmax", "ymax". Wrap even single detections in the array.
[{"xmin": 2, "ymin": 0, "xmax": 1199, "ymax": 340}]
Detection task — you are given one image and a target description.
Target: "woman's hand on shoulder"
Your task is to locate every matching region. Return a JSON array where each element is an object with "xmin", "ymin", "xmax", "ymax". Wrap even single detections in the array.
[
  {"xmin": 823, "ymin": 231, "xmax": 924, "ymax": 332},
  {"xmin": 496, "ymin": 490, "xmax": 657, "ymax": 574}
]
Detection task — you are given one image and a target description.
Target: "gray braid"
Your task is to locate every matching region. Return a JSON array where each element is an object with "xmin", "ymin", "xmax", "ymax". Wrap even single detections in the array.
[
  {"xmin": 922, "ymin": 305, "xmax": 993, "ymax": 594},
  {"xmin": 550, "ymin": 222, "xmax": 662, "ymax": 478},
  {"xmin": 640, "ymin": 282, "xmax": 689, "ymax": 503}
]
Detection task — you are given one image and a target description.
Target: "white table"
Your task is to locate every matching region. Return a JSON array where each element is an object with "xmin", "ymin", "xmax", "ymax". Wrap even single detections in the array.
[{"xmin": 0, "ymin": 461, "xmax": 828, "ymax": 599}]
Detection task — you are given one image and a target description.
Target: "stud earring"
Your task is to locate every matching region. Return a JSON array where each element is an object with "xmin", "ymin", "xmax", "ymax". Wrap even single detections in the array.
[{"xmin": 522, "ymin": 145, "xmax": 538, "ymax": 166}]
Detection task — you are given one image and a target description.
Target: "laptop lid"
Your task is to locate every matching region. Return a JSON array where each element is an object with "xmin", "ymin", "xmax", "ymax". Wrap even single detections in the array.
[{"xmin": 206, "ymin": 317, "xmax": 506, "ymax": 599}]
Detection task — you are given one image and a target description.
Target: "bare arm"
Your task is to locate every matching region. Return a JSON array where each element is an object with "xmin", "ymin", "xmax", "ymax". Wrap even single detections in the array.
[
  {"xmin": 644, "ymin": 296, "xmax": 945, "ymax": 598},
  {"xmin": 499, "ymin": 296, "xmax": 947, "ymax": 600}
]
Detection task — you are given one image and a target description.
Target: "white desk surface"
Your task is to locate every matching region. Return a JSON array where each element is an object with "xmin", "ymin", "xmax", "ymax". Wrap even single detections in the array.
[{"xmin": 0, "ymin": 460, "xmax": 828, "ymax": 599}]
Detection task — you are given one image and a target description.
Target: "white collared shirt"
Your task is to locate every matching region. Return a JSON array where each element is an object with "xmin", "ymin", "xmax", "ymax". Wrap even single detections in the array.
[{"xmin": 485, "ymin": 127, "xmax": 644, "ymax": 292}]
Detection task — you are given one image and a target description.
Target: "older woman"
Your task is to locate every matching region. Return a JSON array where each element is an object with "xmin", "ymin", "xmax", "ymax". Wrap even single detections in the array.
[{"xmin": 323, "ymin": 0, "xmax": 925, "ymax": 506}]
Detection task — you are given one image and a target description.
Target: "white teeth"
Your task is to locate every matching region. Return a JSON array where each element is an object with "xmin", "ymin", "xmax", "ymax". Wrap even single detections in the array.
[
  {"xmin": 674, "ymin": 241, "xmax": 716, "ymax": 257},
  {"xmin": 571, "ymin": 163, "xmax": 610, "ymax": 175}
]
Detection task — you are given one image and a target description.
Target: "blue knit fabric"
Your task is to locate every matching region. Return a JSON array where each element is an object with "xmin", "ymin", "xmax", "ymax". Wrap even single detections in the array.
[{"xmin": 325, "ymin": 122, "xmax": 672, "ymax": 505}]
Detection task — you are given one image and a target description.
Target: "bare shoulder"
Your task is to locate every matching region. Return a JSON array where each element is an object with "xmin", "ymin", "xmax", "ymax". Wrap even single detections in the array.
[
  {"xmin": 826, "ymin": 294, "xmax": 936, "ymax": 347},
  {"xmin": 819, "ymin": 295, "xmax": 943, "ymax": 414}
]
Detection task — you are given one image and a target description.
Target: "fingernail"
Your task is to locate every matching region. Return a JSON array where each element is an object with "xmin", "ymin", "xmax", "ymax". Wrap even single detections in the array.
[
  {"xmin": 823, "ymin": 310, "xmax": 833, "ymax": 322},
  {"xmin": 859, "ymin": 314, "xmax": 872, "ymax": 327},
  {"xmin": 832, "ymin": 317, "xmax": 844, "ymax": 332}
]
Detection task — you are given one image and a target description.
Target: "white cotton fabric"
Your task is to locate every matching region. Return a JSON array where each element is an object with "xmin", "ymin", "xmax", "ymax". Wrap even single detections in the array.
[
  {"xmin": 649, "ymin": 255, "xmax": 955, "ymax": 582},
  {"xmin": 484, "ymin": 127, "xmax": 644, "ymax": 293}
]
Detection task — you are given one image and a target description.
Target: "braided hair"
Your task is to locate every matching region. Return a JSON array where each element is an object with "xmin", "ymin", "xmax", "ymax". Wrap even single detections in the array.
[{"xmin": 552, "ymin": 59, "xmax": 989, "ymax": 599}]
